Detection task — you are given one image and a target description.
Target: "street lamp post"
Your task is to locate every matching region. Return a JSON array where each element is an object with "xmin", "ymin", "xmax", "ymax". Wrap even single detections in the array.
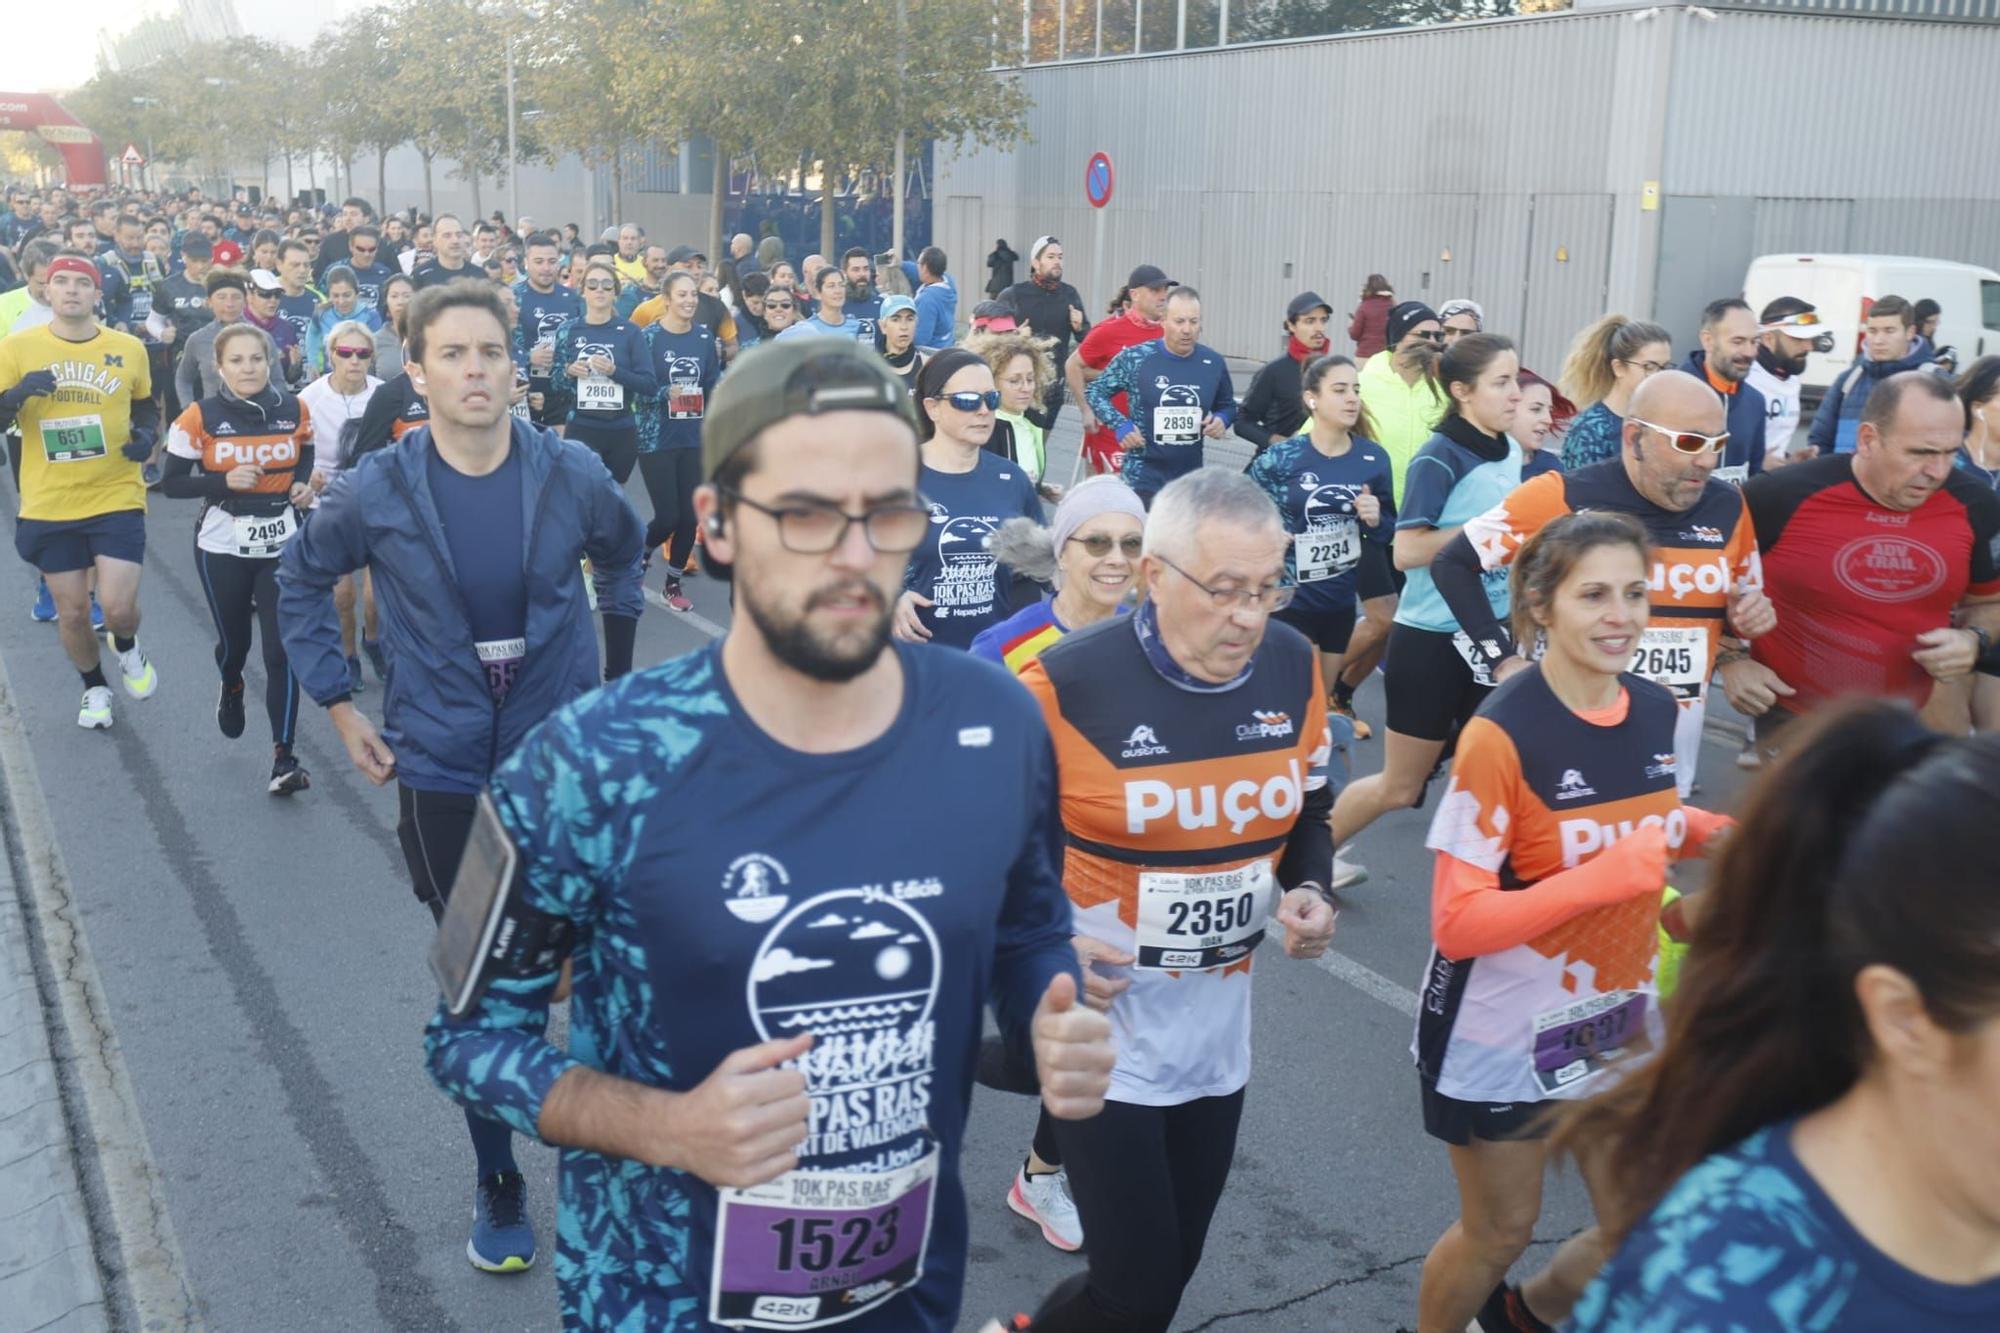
[
  {"xmin": 507, "ymin": 35, "xmax": 519, "ymax": 228},
  {"xmin": 892, "ymin": 0, "xmax": 907, "ymax": 265},
  {"xmin": 131, "ymin": 96, "xmax": 160, "ymax": 190}
]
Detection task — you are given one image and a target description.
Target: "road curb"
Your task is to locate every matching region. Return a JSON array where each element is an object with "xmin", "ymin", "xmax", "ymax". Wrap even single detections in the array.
[{"xmin": 0, "ymin": 646, "xmax": 201, "ymax": 1332}]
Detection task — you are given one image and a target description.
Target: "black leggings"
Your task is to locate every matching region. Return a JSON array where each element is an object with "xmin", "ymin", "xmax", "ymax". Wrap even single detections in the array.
[
  {"xmin": 639, "ymin": 448, "xmax": 702, "ymax": 570},
  {"xmin": 1035, "ymin": 1090, "xmax": 1246, "ymax": 1332},
  {"xmin": 194, "ymin": 544, "xmax": 297, "ymax": 748},
  {"xmin": 566, "ymin": 417, "xmax": 638, "ymax": 484}
]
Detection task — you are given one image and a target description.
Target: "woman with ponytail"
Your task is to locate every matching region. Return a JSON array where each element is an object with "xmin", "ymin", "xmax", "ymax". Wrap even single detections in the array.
[
  {"xmin": 1560, "ymin": 701, "xmax": 2000, "ymax": 1330},
  {"xmin": 1559, "ymin": 316, "xmax": 1671, "ymax": 472},
  {"xmin": 1411, "ymin": 512, "xmax": 1731, "ymax": 1333}
]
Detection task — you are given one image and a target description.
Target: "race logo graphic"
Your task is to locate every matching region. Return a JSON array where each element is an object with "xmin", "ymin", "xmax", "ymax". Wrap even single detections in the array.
[
  {"xmin": 929, "ymin": 515, "xmax": 999, "ymax": 617},
  {"xmin": 1121, "ymin": 724, "xmax": 1169, "ymax": 759},
  {"xmin": 723, "ymin": 853, "xmax": 792, "ymax": 924},
  {"xmin": 1151, "ymin": 381, "xmax": 1204, "ymax": 445},
  {"xmin": 1556, "ymin": 768, "xmax": 1596, "ymax": 801},
  {"xmin": 1679, "ymin": 525, "xmax": 1725, "ymax": 545},
  {"xmin": 1235, "ymin": 710, "xmax": 1295, "ymax": 742},
  {"xmin": 1832, "ymin": 534, "xmax": 1948, "ymax": 603},
  {"xmin": 577, "ymin": 338, "xmax": 617, "ymax": 364},
  {"xmin": 748, "ymin": 888, "xmax": 941, "ymax": 1170},
  {"xmin": 1646, "ymin": 752, "xmax": 1680, "ymax": 781},
  {"xmin": 665, "ymin": 355, "xmax": 706, "ymax": 418}
]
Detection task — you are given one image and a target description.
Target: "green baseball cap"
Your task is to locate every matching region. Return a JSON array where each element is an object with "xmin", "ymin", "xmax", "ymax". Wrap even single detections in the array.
[{"xmin": 703, "ymin": 338, "xmax": 919, "ymax": 481}]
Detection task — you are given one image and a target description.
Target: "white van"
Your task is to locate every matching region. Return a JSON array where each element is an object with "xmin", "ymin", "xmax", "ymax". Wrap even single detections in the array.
[{"xmin": 1743, "ymin": 254, "xmax": 2000, "ymax": 396}]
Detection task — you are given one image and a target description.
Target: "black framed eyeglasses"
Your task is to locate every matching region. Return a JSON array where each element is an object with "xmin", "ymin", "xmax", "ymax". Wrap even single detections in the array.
[
  {"xmin": 1156, "ymin": 554, "xmax": 1294, "ymax": 613},
  {"xmin": 718, "ymin": 486, "xmax": 933, "ymax": 554},
  {"xmin": 1068, "ymin": 533, "xmax": 1143, "ymax": 558},
  {"xmin": 933, "ymin": 390, "xmax": 1000, "ymax": 413}
]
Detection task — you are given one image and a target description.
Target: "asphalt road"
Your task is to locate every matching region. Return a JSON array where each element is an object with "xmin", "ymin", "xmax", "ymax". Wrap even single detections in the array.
[{"xmin": 0, "ymin": 415, "xmax": 1753, "ymax": 1332}]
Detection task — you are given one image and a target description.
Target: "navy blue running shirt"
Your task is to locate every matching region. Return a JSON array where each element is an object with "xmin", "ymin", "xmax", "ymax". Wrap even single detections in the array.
[
  {"xmin": 426, "ymin": 643, "xmax": 1079, "ymax": 1331},
  {"xmin": 905, "ymin": 453, "xmax": 1042, "ymax": 649},
  {"xmin": 426, "ymin": 441, "xmax": 527, "ymax": 700}
]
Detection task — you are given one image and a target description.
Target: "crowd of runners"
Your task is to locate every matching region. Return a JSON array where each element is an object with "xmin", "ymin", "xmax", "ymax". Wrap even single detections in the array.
[{"xmin": 2, "ymin": 183, "xmax": 1998, "ymax": 1332}]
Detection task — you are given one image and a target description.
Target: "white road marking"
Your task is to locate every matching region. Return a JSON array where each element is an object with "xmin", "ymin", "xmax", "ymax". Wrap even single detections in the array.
[{"xmin": 1310, "ymin": 949, "xmax": 1421, "ymax": 1018}]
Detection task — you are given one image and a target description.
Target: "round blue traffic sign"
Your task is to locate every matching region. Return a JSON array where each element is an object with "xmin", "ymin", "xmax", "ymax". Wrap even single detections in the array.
[{"xmin": 1086, "ymin": 152, "xmax": 1114, "ymax": 209}]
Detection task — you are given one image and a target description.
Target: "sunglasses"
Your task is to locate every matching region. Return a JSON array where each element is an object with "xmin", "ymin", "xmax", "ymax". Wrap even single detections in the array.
[
  {"xmin": 331, "ymin": 346, "xmax": 372, "ymax": 360},
  {"xmin": 582, "ymin": 280, "xmax": 618, "ymax": 291},
  {"xmin": 765, "ymin": 301, "xmax": 794, "ymax": 311},
  {"xmin": 1068, "ymin": 533, "xmax": 1144, "ymax": 558},
  {"xmin": 249, "ymin": 287, "xmax": 279, "ymax": 298},
  {"xmin": 1409, "ymin": 329, "xmax": 1446, "ymax": 344},
  {"xmin": 1631, "ymin": 418, "xmax": 1730, "ymax": 455},
  {"xmin": 350, "ymin": 244, "xmax": 377, "ymax": 254},
  {"xmin": 934, "ymin": 390, "xmax": 1000, "ymax": 412}
]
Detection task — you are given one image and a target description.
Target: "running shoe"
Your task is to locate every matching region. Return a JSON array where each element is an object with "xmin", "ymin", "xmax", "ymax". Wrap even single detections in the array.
[
  {"xmin": 268, "ymin": 750, "xmax": 310, "ymax": 796},
  {"xmin": 1735, "ymin": 740, "xmax": 1762, "ymax": 771},
  {"xmin": 115, "ymin": 644, "xmax": 157, "ymax": 700},
  {"xmin": 362, "ymin": 638, "xmax": 388, "ymax": 683},
  {"xmin": 77, "ymin": 685, "xmax": 114, "ymax": 730},
  {"xmin": 1476, "ymin": 1280, "xmax": 1553, "ymax": 1333},
  {"xmin": 663, "ymin": 578, "xmax": 692, "ymax": 613},
  {"xmin": 217, "ymin": 682, "xmax": 246, "ymax": 739},
  {"xmin": 141, "ymin": 461, "xmax": 163, "ymax": 489},
  {"xmin": 1330, "ymin": 697, "xmax": 1372, "ymax": 741},
  {"xmin": 30, "ymin": 579, "xmax": 55, "ymax": 623},
  {"xmin": 89, "ymin": 593, "xmax": 104, "ymax": 631},
  {"xmin": 1331, "ymin": 848, "xmax": 1368, "ymax": 892},
  {"xmin": 468, "ymin": 1171, "xmax": 537, "ymax": 1273},
  {"xmin": 347, "ymin": 654, "xmax": 368, "ymax": 694},
  {"xmin": 1006, "ymin": 1167, "xmax": 1084, "ymax": 1253}
]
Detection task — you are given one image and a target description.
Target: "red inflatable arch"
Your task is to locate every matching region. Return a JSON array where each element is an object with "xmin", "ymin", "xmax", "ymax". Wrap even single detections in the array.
[{"xmin": 0, "ymin": 92, "xmax": 108, "ymax": 187}]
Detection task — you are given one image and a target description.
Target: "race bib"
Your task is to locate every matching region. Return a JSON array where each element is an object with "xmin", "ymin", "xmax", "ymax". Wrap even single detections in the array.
[
  {"xmin": 510, "ymin": 397, "xmax": 531, "ymax": 420},
  {"xmin": 1532, "ymin": 990, "xmax": 1648, "ymax": 1095},
  {"xmin": 1151, "ymin": 403, "xmax": 1201, "ymax": 446},
  {"xmin": 1451, "ymin": 630, "xmax": 1502, "ymax": 688},
  {"xmin": 39, "ymin": 414, "xmax": 107, "ymax": 462},
  {"xmin": 1297, "ymin": 518, "xmax": 1361, "ymax": 583},
  {"xmin": 577, "ymin": 376, "xmax": 624, "ymax": 411},
  {"xmin": 668, "ymin": 378, "xmax": 705, "ymax": 420},
  {"xmin": 1710, "ymin": 464, "xmax": 1747, "ymax": 487},
  {"xmin": 130, "ymin": 288, "xmax": 154, "ymax": 322},
  {"xmin": 476, "ymin": 636, "xmax": 526, "ymax": 701},
  {"xmin": 1631, "ymin": 625, "xmax": 1708, "ymax": 702},
  {"xmin": 230, "ymin": 506, "xmax": 300, "ymax": 558},
  {"xmin": 1135, "ymin": 861, "xmax": 1275, "ymax": 971},
  {"xmin": 710, "ymin": 1149, "xmax": 937, "ymax": 1330}
]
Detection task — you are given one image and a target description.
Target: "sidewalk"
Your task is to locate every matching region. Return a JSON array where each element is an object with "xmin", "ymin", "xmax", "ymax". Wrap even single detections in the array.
[{"xmin": 0, "ymin": 844, "xmax": 107, "ymax": 1332}]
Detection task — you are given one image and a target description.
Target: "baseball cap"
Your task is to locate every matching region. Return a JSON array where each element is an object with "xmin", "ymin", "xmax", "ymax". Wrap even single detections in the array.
[
  {"xmin": 212, "ymin": 239, "xmax": 243, "ymax": 267},
  {"xmin": 1031, "ymin": 235, "xmax": 1060, "ymax": 262},
  {"xmin": 664, "ymin": 243, "xmax": 705, "ymax": 266},
  {"xmin": 247, "ymin": 268, "xmax": 283, "ymax": 294},
  {"xmin": 1127, "ymin": 263, "xmax": 1173, "ymax": 291},
  {"xmin": 879, "ymin": 294, "xmax": 916, "ymax": 321},
  {"xmin": 1286, "ymin": 290, "xmax": 1333, "ymax": 321},
  {"xmin": 703, "ymin": 339, "xmax": 918, "ymax": 482}
]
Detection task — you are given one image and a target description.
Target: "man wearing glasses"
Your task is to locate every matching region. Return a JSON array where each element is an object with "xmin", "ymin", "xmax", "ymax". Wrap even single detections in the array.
[
  {"xmin": 424, "ymin": 337, "xmax": 1113, "ymax": 1330},
  {"xmin": 1748, "ymin": 299, "xmax": 1831, "ymax": 467},
  {"xmin": 1430, "ymin": 370, "xmax": 1775, "ymax": 799},
  {"xmin": 1016, "ymin": 466, "xmax": 1338, "ymax": 1333},
  {"xmin": 342, "ymin": 225, "xmax": 395, "ymax": 311},
  {"xmin": 1358, "ymin": 300, "xmax": 1451, "ymax": 501}
]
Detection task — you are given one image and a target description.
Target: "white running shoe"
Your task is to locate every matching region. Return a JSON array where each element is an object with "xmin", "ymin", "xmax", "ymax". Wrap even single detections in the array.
[
  {"xmin": 1735, "ymin": 740, "xmax": 1762, "ymax": 771},
  {"xmin": 115, "ymin": 644, "xmax": 158, "ymax": 700},
  {"xmin": 1007, "ymin": 1167, "xmax": 1084, "ymax": 1253},
  {"xmin": 1331, "ymin": 847, "xmax": 1368, "ymax": 892},
  {"xmin": 77, "ymin": 685, "xmax": 114, "ymax": 730}
]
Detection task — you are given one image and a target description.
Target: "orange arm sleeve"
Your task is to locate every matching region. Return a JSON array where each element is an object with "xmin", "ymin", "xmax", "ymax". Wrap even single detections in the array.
[{"xmin": 1431, "ymin": 831, "xmax": 1663, "ymax": 960}]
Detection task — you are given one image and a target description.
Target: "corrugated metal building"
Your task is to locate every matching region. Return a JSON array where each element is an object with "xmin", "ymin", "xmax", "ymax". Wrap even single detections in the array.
[{"xmin": 938, "ymin": 2, "xmax": 2000, "ymax": 369}]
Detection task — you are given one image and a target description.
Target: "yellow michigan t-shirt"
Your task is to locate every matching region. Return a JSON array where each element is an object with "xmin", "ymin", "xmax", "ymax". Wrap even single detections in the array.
[{"xmin": 0, "ymin": 324, "xmax": 152, "ymax": 522}]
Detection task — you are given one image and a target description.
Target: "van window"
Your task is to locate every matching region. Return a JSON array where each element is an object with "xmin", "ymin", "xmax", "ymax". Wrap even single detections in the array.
[{"xmin": 1983, "ymin": 280, "xmax": 2000, "ymax": 331}]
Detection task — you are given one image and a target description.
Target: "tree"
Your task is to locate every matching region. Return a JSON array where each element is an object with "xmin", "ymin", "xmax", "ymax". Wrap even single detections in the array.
[{"xmin": 515, "ymin": 0, "xmax": 653, "ymax": 224}]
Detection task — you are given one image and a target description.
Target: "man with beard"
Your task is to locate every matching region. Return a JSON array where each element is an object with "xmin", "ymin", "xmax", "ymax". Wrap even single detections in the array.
[
  {"xmin": 1747, "ymin": 297, "xmax": 1831, "ymax": 466},
  {"xmin": 279, "ymin": 281, "xmax": 645, "ymax": 1275},
  {"xmin": 1002, "ymin": 236, "xmax": 1089, "ymax": 433},
  {"xmin": 1681, "ymin": 297, "xmax": 1769, "ymax": 482},
  {"xmin": 423, "ymin": 337, "xmax": 1116, "ymax": 1331}
]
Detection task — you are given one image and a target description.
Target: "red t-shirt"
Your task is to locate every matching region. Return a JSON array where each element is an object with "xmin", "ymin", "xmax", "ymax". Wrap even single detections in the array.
[
  {"xmin": 1077, "ymin": 312, "xmax": 1162, "ymax": 472},
  {"xmin": 1744, "ymin": 453, "xmax": 2000, "ymax": 711}
]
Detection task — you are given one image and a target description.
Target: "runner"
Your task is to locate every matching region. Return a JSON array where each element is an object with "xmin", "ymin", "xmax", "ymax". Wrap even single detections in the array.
[
  {"xmin": 1000, "ymin": 236, "xmax": 1090, "ymax": 433},
  {"xmin": 512, "ymin": 231, "xmax": 578, "ymax": 430},
  {"xmin": 341, "ymin": 226, "xmax": 396, "ymax": 311},
  {"xmin": 0, "ymin": 254, "xmax": 161, "ymax": 729},
  {"xmin": 1557, "ymin": 315, "xmax": 1673, "ymax": 472},
  {"xmin": 1809, "ymin": 294, "xmax": 1949, "ymax": 457},
  {"xmin": 1328, "ymin": 334, "xmax": 1521, "ymax": 853},
  {"xmin": 243, "ymin": 269, "xmax": 304, "ymax": 390},
  {"xmin": 775, "ymin": 265, "xmax": 862, "ymax": 341},
  {"xmin": 175, "ymin": 271, "xmax": 280, "ymax": 406},
  {"xmin": 1737, "ymin": 371, "xmax": 2000, "ymax": 753},
  {"xmin": 423, "ymin": 336, "xmax": 1114, "ymax": 1329},
  {"xmin": 161, "ymin": 325, "xmax": 315, "ymax": 792},
  {"xmin": 1414, "ymin": 512, "xmax": 1729, "ymax": 1333},
  {"xmin": 372, "ymin": 273, "xmax": 416, "ymax": 379},
  {"xmin": 635, "ymin": 271, "xmax": 719, "ymax": 612},
  {"xmin": 1558, "ymin": 702, "xmax": 2000, "ymax": 1332},
  {"xmin": 1682, "ymin": 298, "xmax": 1768, "ymax": 481},
  {"xmin": 892, "ymin": 349, "xmax": 1043, "ymax": 649},
  {"xmin": 1234, "ymin": 291, "xmax": 1333, "ymax": 459},
  {"xmin": 875, "ymin": 293, "xmax": 923, "ymax": 394},
  {"xmin": 274, "ymin": 239, "xmax": 323, "ymax": 373},
  {"xmin": 1438, "ymin": 298, "xmax": 1483, "ymax": 346},
  {"xmin": 1019, "ymin": 467, "xmax": 1340, "ymax": 1332},
  {"xmin": 306, "ymin": 266, "xmax": 381, "ymax": 375},
  {"xmin": 1431, "ymin": 370, "xmax": 1772, "ymax": 799},
  {"xmin": 297, "ymin": 320, "xmax": 385, "ymax": 689},
  {"xmin": 1357, "ymin": 301, "xmax": 1450, "ymax": 500},
  {"xmin": 842, "ymin": 246, "xmax": 883, "ymax": 344},
  {"xmin": 278, "ymin": 279, "xmax": 645, "ymax": 1276},
  {"xmin": 548, "ymin": 261, "xmax": 656, "ymax": 485},
  {"xmin": 964, "ymin": 326, "xmax": 1058, "ymax": 496},
  {"xmin": 1248, "ymin": 354, "xmax": 1396, "ymax": 751},
  {"xmin": 1514, "ymin": 372, "xmax": 1567, "ymax": 479},
  {"xmin": 1067, "ymin": 267, "xmax": 1169, "ymax": 478},
  {"xmin": 1084, "ymin": 286, "xmax": 1235, "ymax": 504},
  {"xmin": 412, "ymin": 213, "xmax": 479, "ymax": 288},
  {"xmin": 1746, "ymin": 298, "xmax": 1830, "ymax": 464}
]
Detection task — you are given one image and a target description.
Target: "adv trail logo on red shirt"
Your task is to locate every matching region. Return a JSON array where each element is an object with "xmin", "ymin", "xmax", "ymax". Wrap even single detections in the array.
[{"xmin": 1832, "ymin": 534, "xmax": 1947, "ymax": 602}]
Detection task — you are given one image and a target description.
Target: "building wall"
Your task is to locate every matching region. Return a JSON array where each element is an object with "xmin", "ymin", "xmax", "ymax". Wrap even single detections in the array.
[{"xmin": 939, "ymin": 5, "xmax": 2000, "ymax": 370}]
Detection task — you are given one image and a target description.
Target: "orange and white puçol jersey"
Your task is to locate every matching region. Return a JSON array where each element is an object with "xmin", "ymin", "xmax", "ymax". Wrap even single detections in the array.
[{"xmin": 1415, "ymin": 670, "xmax": 1683, "ymax": 1104}]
